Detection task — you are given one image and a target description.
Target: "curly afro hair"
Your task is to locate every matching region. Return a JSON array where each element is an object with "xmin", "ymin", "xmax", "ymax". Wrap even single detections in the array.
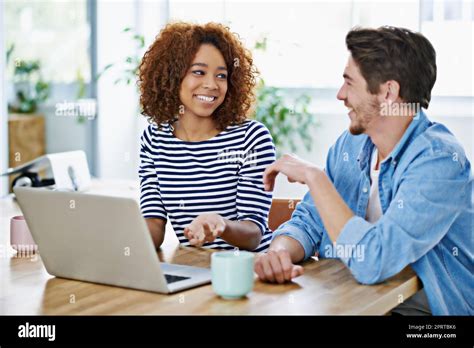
[{"xmin": 138, "ymin": 22, "xmax": 258, "ymax": 130}]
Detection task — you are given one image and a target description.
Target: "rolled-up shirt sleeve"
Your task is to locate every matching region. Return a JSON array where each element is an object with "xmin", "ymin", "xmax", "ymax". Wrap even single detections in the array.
[
  {"xmin": 336, "ymin": 152, "xmax": 471, "ymax": 285},
  {"xmin": 272, "ymin": 194, "xmax": 325, "ymax": 259}
]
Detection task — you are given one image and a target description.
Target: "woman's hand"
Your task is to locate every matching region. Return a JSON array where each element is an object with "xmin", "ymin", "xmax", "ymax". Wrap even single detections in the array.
[{"xmin": 184, "ymin": 213, "xmax": 226, "ymax": 247}]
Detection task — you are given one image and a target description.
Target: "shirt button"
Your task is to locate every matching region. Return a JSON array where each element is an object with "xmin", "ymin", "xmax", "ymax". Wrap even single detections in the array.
[{"xmin": 363, "ymin": 187, "xmax": 368, "ymax": 193}]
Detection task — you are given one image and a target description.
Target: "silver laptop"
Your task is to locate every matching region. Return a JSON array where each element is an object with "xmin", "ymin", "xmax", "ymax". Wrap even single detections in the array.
[{"xmin": 13, "ymin": 187, "xmax": 211, "ymax": 293}]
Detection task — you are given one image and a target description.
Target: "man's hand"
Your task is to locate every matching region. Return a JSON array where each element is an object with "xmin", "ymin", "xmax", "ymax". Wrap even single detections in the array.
[
  {"xmin": 263, "ymin": 154, "xmax": 321, "ymax": 191},
  {"xmin": 184, "ymin": 213, "xmax": 226, "ymax": 247},
  {"xmin": 254, "ymin": 249, "xmax": 304, "ymax": 284}
]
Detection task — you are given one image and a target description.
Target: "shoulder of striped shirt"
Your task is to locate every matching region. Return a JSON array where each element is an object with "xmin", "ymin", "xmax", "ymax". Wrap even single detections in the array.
[{"xmin": 146, "ymin": 119, "xmax": 270, "ymax": 140}]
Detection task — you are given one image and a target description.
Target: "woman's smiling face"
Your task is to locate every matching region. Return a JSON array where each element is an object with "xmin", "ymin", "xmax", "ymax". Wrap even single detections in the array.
[{"xmin": 179, "ymin": 44, "xmax": 228, "ymax": 119}]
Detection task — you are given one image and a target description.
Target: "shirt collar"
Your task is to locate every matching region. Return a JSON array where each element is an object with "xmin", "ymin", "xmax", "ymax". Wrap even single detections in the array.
[{"xmin": 357, "ymin": 110, "xmax": 431, "ymax": 171}]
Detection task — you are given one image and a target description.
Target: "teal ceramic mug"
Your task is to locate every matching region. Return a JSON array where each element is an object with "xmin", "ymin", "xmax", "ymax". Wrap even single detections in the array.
[{"xmin": 211, "ymin": 250, "xmax": 255, "ymax": 299}]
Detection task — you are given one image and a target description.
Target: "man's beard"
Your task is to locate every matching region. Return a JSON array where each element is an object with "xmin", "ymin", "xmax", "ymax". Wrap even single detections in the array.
[
  {"xmin": 349, "ymin": 116, "xmax": 366, "ymax": 135},
  {"xmin": 348, "ymin": 99, "xmax": 380, "ymax": 135}
]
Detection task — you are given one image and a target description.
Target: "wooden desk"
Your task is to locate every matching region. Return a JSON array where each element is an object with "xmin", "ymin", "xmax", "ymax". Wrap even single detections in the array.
[{"xmin": 0, "ymin": 180, "xmax": 421, "ymax": 315}]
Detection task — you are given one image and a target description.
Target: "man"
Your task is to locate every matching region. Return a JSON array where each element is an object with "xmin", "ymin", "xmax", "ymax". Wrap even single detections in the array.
[{"xmin": 255, "ymin": 26, "xmax": 473, "ymax": 315}]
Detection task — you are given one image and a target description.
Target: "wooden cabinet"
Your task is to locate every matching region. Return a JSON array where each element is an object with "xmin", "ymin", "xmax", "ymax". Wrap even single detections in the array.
[{"xmin": 8, "ymin": 113, "xmax": 46, "ymax": 191}]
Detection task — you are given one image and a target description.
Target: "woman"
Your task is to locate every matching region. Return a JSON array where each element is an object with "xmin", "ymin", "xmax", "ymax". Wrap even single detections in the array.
[{"xmin": 138, "ymin": 22, "xmax": 275, "ymax": 252}]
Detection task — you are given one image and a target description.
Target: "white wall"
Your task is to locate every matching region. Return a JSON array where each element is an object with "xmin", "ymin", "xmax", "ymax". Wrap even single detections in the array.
[
  {"xmin": 0, "ymin": 3, "xmax": 8, "ymax": 197},
  {"xmin": 96, "ymin": 0, "xmax": 168, "ymax": 180},
  {"xmin": 97, "ymin": 0, "xmax": 140, "ymax": 179}
]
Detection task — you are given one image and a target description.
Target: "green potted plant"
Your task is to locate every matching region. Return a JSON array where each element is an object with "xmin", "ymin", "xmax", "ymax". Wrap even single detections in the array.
[
  {"xmin": 74, "ymin": 67, "xmax": 97, "ymax": 124},
  {"xmin": 252, "ymin": 38, "xmax": 317, "ymax": 155},
  {"xmin": 7, "ymin": 44, "xmax": 50, "ymax": 114},
  {"xmin": 96, "ymin": 27, "xmax": 145, "ymax": 88},
  {"xmin": 95, "ymin": 28, "xmax": 144, "ymax": 119},
  {"xmin": 254, "ymin": 79, "xmax": 316, "ymax": 155}
]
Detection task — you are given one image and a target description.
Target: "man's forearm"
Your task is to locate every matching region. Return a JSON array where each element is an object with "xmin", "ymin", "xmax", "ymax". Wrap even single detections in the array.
[
  {"xmin": 306, "ymin": 169, "xmax": 354, "ymax": 242},
  {"xmin": 269, "ymin": 235, "xmax": 306, "ymax": 263}
]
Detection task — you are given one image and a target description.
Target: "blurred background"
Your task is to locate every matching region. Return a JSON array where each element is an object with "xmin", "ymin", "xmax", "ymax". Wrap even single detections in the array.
[{"xmin": 1, "ymin": 0, "xmax": 473, "ymax": 198}]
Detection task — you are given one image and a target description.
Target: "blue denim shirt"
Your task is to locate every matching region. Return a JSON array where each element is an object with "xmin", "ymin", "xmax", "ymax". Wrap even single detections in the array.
[{"xmin": 273, "ymin": 111, "xmax": 473, "ymax": 315}]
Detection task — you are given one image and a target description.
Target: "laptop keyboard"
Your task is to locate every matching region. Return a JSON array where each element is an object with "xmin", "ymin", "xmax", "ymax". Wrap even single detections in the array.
[{"xmin": 164, "ymin": 274, "xmax": 190, "ymax": 284}]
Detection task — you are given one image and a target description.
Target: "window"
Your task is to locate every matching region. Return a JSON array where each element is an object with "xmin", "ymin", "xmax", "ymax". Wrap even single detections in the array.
[
  {"xmin": 5, "ymin": 0, "xmax": 91, "ymax": 83},
  {"xmin": 169, "ymin": 0, "xmax": 473, "ymax": 97},
  {"xmin": 170, "ymin": 0, "xmax": 351, "ymax": 89},
  {"xmin": 420, "ymin": 0, "xmax": 473, "ymax": 96},
  {"xmin": 224, "ymin": 1, "xmax": 351, "ymax": 88}
]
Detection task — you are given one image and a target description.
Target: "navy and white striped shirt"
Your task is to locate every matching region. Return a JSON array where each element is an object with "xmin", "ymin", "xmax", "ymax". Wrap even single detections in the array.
[{"xmin": 139, "ymin": 119, "xmax": 276, "ymax": 252}]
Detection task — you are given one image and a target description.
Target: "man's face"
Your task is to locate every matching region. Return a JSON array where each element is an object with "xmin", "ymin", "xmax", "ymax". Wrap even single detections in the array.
[{"xmin": 337, "ymin": 56, "xmax": 381, "ymax": 135}]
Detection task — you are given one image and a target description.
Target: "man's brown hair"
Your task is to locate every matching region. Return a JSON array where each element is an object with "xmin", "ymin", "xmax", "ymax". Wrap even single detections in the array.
[{"xmin": 346, "ymin": 26, "xmax": 436, "ymax": 109}]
